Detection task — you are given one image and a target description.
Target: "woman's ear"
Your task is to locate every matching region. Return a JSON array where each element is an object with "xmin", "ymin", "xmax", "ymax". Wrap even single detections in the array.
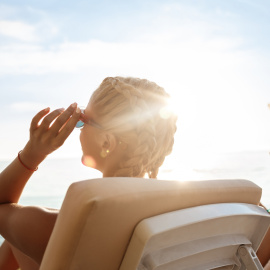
[{"xmin": 100, "ymin": 133, "xmax": 117, "ymax": 157}]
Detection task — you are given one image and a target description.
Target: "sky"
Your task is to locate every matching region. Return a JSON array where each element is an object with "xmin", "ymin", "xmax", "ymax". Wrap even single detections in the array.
[{"xmin": 0, "ymin": 0, "xmax": 270, "ymax": 161}]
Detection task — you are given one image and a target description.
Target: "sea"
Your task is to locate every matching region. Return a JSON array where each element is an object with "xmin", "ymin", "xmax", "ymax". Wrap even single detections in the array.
[{"xmin": 0, "ymin": 150, "xmax": 270, "ymax": 245}]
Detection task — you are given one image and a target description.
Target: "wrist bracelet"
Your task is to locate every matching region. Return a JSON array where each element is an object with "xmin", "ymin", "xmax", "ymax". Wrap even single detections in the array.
[{"xmin": 18, "ymin": 151, "xmax": 38, "ymax": 172}]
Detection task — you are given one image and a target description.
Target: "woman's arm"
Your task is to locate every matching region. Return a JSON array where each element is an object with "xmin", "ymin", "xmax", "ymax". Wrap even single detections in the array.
[
  {"xmin": 0, "ymin": 103, "xmax": 81, "ymax": 264},
  {"xmin": 0, "ymin": 240, "xmax": 19, "ymax": 270},
  {"xmin": 0, "ymin": 204, "xmax": 58, "ymax": 264},
  {"xmin": 0, "ymin": 103, "xmax": 80, "ymax": 204}
]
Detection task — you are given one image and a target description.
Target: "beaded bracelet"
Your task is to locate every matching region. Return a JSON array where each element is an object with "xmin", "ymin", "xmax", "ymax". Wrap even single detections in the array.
[{"xmin": 18, "ymin": 151, "xmax": 38, "ymax": 172}]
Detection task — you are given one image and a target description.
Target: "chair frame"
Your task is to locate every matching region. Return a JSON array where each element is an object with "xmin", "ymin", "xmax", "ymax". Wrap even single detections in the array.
[{"xmin": 120, "ymin": 203, "xmax": 270, "ymax": 270}]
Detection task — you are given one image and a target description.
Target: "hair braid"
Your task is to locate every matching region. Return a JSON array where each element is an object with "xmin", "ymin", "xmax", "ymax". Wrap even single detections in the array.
[
  {"xmin": 109, "ymin": 78, "xmax": 158, "ymax": 177},
  {"xmin": 90, "ymin": 76, "xmax": 177, "ymax": 178}
]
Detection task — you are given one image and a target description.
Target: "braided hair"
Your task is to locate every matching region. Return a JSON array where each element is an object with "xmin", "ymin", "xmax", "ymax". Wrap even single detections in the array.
[{"xmin": 90, "ymin": 77, "xmax": 177, "ymax": 178}]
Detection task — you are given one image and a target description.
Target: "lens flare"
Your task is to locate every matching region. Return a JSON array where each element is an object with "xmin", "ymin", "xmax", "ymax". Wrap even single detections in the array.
[
  {"xmin": 159, "ymin": 97, "xmax": 178, "ymax": 120},
  {"xmin": 159, "ymin": 106, "xmax": 173, "ymax": 119},
  {"xmin": 82, "ymin": 155, "xmax": 96, "ymax": 168}
]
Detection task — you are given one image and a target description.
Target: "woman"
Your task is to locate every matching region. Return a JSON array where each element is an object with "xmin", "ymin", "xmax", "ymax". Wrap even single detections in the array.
[{"xmin": 0, "ymin": 76, "xmax": 178, "ymax": 269}]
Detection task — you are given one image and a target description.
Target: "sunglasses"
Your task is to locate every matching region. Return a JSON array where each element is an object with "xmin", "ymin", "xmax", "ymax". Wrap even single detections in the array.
[{"xmin": 75, "ymin": 109, "xmax": 102, "ymax": 129}]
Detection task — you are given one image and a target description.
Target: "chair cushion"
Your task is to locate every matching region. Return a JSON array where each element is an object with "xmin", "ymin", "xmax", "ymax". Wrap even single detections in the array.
[{"xmin": 40, "ymin": 178, "xmax": 262, "ymax": 270}]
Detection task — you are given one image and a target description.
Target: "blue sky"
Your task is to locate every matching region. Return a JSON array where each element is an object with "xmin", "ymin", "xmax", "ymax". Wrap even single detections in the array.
[{"xmin": 0, "ymin": 0, "xmax": 270, "ymax": 160}]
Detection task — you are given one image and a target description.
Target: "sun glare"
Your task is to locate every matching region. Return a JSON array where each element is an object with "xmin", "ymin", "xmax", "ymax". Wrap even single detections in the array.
[
  {"xmin": 159, "ymin": 105, "xmax": 173, "ymax": 119},
  {"xmin": 159, "ymin": 96, "xmax": 179, "ymax": 120}
]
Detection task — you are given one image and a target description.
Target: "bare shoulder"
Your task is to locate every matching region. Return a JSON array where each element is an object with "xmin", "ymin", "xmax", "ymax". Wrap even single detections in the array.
[{"xmin": 0, "ymin": 203, "xmax": 58, "ymax": 265}]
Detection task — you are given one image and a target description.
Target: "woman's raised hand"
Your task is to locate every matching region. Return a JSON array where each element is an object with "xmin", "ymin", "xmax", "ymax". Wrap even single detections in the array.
[{"xmin": 19, "ymin": 103, "xmax": 81, "ymax": 169}]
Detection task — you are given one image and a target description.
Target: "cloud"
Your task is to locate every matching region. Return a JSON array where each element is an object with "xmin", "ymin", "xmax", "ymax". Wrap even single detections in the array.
[
  {"xmin": 0, "ymin": 20, "xmax": 37, "ymax": 42},
  {"xmin": 0, "ymin": 1, "xmax": 248, "ymax": 75},
  {"xmin": 0, "ymin": 1, "xmax": 270, "ymax": 156},
  {"xmin": 0, "ymin": 35, "xmax": 246, "ymax": 76}
]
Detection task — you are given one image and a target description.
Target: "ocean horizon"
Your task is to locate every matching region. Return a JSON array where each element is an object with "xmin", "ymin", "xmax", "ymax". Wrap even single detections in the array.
[
  {"xmin": 0, "ymin": 150, "xmax": 270, "ymax": 244},
  {"xmin": 0, "ymin": 150, "xmax": 269, "ymax": 207}
]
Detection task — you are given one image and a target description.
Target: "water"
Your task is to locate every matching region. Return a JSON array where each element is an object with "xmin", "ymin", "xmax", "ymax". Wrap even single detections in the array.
[
  {"xmin": 0, "ymin": 150, "xmax": 270, "ymax": 245},
  {"xmin": 159, "ymin": 150, "xmax": 270, "ymax": 207},
  {"xmin": 0, "ymin": 157, "xmax": 102, "ymax": 208}
]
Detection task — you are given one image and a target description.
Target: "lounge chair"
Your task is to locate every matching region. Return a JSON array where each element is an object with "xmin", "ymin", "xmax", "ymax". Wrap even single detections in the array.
[{"xmin": 39, "ymin": 178, "xmax": 270, "ymax": 270}]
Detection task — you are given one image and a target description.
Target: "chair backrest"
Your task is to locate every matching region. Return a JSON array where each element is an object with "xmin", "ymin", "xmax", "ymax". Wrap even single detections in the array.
[
  {"xmin": 39, "ymin": 178, "xmax": 264, "ymax": 270},
  {"xmin": 120, "ymin": 203, "xmax": 270, "ymax": 270}
]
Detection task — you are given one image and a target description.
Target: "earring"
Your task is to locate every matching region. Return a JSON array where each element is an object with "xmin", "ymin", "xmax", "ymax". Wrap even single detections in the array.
[{"xmin": 100, "ymin": 149, "xmax": 110, "ymax": 158}]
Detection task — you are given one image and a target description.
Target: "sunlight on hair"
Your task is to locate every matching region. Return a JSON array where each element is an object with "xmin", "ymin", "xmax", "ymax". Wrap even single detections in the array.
[
  {"xmin": 82, "ymin": 155, "xmax": 96, "ymax": 168},
  {"xmin": 159, "ymin": 106, "xmax": 173, "ymax": 119},
  {"xmin": 159, "ymin": 97, "xmax": 178, "ymax": 120}
]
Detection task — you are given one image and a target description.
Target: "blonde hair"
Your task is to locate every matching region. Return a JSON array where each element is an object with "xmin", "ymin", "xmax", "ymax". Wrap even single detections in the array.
[{"xmin": 90, "ymin": 76, "xmax": 177, "ymax": 178}]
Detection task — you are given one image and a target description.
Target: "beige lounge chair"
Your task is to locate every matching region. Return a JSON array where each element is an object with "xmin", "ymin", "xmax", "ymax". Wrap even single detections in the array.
[{"xmin": 39, "ymin": 178, "xmax": 270, "ymax": 270}]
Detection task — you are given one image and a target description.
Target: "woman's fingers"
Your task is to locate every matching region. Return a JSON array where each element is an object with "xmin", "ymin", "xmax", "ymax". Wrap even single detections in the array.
[
  {"xmin": 28, "ymin": 103, "xmax": 80, "ymax": 154},
  {"xmin": 49, "ymin": 103, "xmax": 78, "ymax": 136},
  {"xmin": 57, "ymin": 107, "xmax": 81, "ymax": 143},
  {"xmin": 38, "ymin": 108, "xmax": 65, "ymax": 132},
  {"xmin": 30, "ymin": 108, "xmax": 50, "ymax": 133}
]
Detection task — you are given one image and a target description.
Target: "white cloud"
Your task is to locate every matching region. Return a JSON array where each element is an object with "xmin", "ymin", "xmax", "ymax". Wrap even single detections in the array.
[
  {"xmin": 0, "ymin": 1, "xmax": 245, "ymax": 75},
  {"xmin": 0, "ymin": 1, "xmax": 269, "ymax": 155},
  {"xmin": 0, "ymin": 20, "xmax": 37, "ymax": 42},
  {"xmin": 0, "ymin": 17, "xmax": 59, "ymax": 43},
  {"xmin": 0, "ymin": 36, "xmax": 246, "ymax": 76}
]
